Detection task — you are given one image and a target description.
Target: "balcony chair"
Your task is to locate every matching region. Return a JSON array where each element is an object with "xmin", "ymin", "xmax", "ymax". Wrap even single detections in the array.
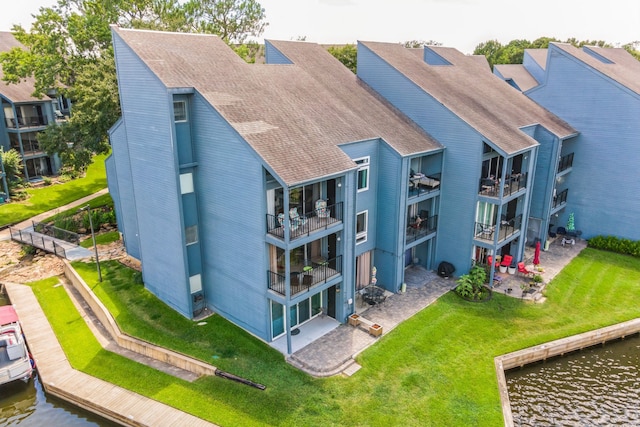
[
  {"xmin": 517, "ymin": 262, "xmax": 534, "ymax": 278},
  {"xmin": 315, "ymin": 199, "xmax": 330, "ymax": 218},
  {"xmin": 289, "ymin": 207, "xmax": 307, "ymax": 231}
]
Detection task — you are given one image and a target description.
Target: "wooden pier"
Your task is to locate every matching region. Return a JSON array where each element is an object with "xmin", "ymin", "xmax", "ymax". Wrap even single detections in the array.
[{"xmin": 4, "ymin": 282, "xmax": 217, "ymax": 427}]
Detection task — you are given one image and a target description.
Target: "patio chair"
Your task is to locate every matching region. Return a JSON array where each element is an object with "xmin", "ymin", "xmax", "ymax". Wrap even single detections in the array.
[
  {"xmin": 500, "ymin": 255, "xmax": 513, "ymax": 267},
  {"xmin": 487, "ymin": 256, "xmax": 500, "ymax": 269},
  {"xmin": 289, "ymin": 207, "xmax": 307, "ymax": 230},
  {"xmin": 517, "ymin": 262, "xmax": 534, "ymax": 278},
  {"xmin": 315, "ymin": 199, "xmax": 330, "ymax": 218}
]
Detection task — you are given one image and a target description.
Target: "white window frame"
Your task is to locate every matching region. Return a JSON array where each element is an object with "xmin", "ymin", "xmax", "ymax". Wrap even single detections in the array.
[
  {"xmin": 356, "ymin": 210, "xmax": 368, "ymax": 244},
  {"xmin": 173, "ymin": 100, "xmax": 187, "ymax": 122},
  {"xmin": 355, "ymin": 157, "xmax": 370, "ymax": 192}
]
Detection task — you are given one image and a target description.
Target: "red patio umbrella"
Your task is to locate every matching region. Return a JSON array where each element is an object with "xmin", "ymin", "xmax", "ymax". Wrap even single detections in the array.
[{"xmin": 533, "ymin": 241, "xmax": 541, "ymax": 266}]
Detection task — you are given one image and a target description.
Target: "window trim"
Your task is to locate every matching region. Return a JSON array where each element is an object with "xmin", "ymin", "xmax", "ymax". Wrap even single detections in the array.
[
  {"xmin": 355, "ymin": 156, "xmax": 370, "ymax": 192},
  {"xmin": 356, "ymin": 210, "xmax": 368, "ymax": 244},
  {"xmin": 173, "ymin": 100, "xmax": 187, "ymax": 122}
]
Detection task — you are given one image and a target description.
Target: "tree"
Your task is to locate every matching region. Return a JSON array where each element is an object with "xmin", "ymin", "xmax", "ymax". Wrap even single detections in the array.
[
  {"xmin": 623, "ymin": 41, "xmax": 640, "ymax": 61},
  {"xmin": 473, "ymin": 39, "xmax": 503, "ymax": 69},
  {"xmin": 403, "ymin": 40, "xmax": 442, "ymax": 48},
  {"xmin": 1, "ymin": 148, "xmax": 24, "ymax": 194},
  {"xmin": 0, "ymin": 0, "xmax": 268, "ymax": 173},
  {"xmin": 327, "ymin": 44, "xmax": 357, "ymax": 74},
  {"xmin": 184, "ymin": 0, "xmax": 267, "ymax": 44}
]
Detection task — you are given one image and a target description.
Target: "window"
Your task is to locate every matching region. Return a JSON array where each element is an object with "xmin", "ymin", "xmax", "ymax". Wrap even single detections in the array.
[
  {"xmin": 356, "ymin": 211, "xmax": 368, "ymax": 244},
  {"xmin": 180, "ymin": 173, "xmax": 194, "ymax": 194},
  {"xmin": 173, "ymin": 100, "xmax": 187, "ymax": 122},
  {"xmin": 355, "ymin": 157, "xmax": 370, "ymax": 192},
  {"xmin": 185, "ymin": 225, "xmax": 198, "ymax": 245}
]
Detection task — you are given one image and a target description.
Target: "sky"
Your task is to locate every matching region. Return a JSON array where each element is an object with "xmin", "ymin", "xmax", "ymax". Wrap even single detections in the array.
[{"xmin": 1, "ymin": 0, "xmax": 639, "ymax": 54}]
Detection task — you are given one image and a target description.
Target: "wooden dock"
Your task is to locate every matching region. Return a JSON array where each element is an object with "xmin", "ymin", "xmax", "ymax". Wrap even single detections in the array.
[{"xmin": 4, "ymin": 282, "xmax": 217, "ymax": 427}]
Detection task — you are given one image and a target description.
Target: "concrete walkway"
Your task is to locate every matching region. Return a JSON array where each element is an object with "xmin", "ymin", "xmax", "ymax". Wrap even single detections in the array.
[
  {"xmin": 3, "ymin": 281, "xmax": 217, "ymax": 427},
  {"xmin": 288, "ymin": 275, "xmax": 456, "ymax": 377}
]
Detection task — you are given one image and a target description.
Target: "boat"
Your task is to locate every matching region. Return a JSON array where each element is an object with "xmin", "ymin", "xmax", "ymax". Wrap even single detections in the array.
[{"xmin": 0, "ymin": 306, "xmax": 33, "ymax": 386}]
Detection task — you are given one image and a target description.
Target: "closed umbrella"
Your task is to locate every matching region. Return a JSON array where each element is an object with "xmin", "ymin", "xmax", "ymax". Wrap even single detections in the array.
[{"xmin": 533, "ymin": 241, "xmax": 541, "ymax": 266}]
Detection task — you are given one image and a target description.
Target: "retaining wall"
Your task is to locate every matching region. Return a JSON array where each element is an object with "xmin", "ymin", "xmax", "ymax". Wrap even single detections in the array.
[{"xmin": 495, "ymin": 318, "xmax": 640, "ymax": 426}]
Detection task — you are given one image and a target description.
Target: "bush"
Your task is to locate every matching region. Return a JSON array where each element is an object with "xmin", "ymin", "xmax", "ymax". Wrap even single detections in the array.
[
  {"xmin": 588, "ymin": 235, "xmax": 640, "ymax": 258},
  {"xmin": 455, "ymin": 265, "xmax": 488, "ymax": 300},
  {"xmin": 54, "ymin": 215, "xmax": 80, "ymax": 233},
  {"xmin": 42, "ymin": 176, "xmax": 52, "ymax": 186}
]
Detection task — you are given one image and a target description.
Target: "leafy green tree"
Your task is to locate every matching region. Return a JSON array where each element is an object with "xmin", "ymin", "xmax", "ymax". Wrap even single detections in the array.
[
  {"xmin": 1, "ymin": 148, "xmax": 22, "ymax": 181},
  {"xmin": 473, "ymin": 39, "xmax": 503, "ymax": 69},
  {"xmin": 327, "ymin": 44, "xmax": 357, "ymax": 74},
  {"xmin": 403, "ymin": 40, "xmax": 442, "ymax": 48},
  {"xmin": 184, "ymin": 0, "xmax": 267, "ymax": 44},
  {"xmin": 622, "ymin": 41, "xmax": 640, "ymax": 60}
]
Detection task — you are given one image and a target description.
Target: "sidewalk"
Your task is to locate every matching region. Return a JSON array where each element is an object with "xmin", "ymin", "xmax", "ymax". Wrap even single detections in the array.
[{"xmin": 0, "ymin": 188, "xmax": 109, "ymax": 241}]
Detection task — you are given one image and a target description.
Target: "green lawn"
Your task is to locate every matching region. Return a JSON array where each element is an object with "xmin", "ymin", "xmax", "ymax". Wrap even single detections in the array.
[
  {"xmin": 0, "ymin": 153, "xmax": 108, "ymax": 227},
  {"xmin": 32, "ymin": 248, "xmax": 640, "ymax": 426}
]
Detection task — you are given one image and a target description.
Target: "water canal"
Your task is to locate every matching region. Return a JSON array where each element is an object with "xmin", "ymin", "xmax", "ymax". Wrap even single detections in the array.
[
  {"xmin": 0, "ymin": 295, "xmax": 115, "ymax": 427},
  {"xmin": 507, "ymin": 333, "xmax": 640, "ymax": 426}
]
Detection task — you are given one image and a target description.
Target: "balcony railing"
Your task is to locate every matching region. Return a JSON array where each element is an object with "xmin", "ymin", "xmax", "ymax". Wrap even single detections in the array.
[
  {"xmin": 558, "ymin": 153, "xmax": 574, "ymax": 173},
  {"xmin": 408, "ymin": 173, "xmax": 441, "ymax": 198},
  {"xmin": 266, "ymin": 202, "xmax": 343, "ymax": 240},
  {"xmin": 4, "ymin": 116, "xmax": 49, "ymax": 129},
  {"xmin": 478, "ymin": 172, "xmax": 527, "ymax": 198},
  {"xmin": 12, "ymin": 141, "xmax": 42, "ymax": 156},
  {"xmin": 552, "ymin": 188, "xmax": 568, "ymax": 209},
  {"xmin": 406, "ymin": 215, "xmax": 438, "ymax": 243},
  {"xmin": 268, "ymin": 255, "xmax": 342, "ymax": 297},
  {"xmin": 474, "ymin": 214, "xmax": 522, "ymax": 243}
]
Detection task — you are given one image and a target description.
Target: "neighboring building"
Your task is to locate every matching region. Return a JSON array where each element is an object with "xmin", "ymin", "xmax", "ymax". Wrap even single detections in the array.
[
  {"xmin": 0, "ymin": 32, "xmax": 64, "ymax": 183},
  {"xmin": 108, "ymin": 28, "xmax": 577, "ymax": 354},
  {"xmin": 356, "ymin": 42, "xmax": 576, "ymax": 279},
  {"xmin": 494, "ymin": 44, "xmax": 640, "ymax": 241}
]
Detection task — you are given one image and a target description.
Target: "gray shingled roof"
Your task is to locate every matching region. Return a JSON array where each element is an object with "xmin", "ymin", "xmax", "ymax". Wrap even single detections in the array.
[
  {"xmin": 113, "ymin": 28, "xmax": 442, "ymax": 187},
  {"xmin": 360, "ymin": 42, "xmax": 577, "ymax": 154},
  {"xmin": 551, "ymin": 43, "xmax": 640, "ymax": 95},
  {"xmin": 525, "ymin": 49, "xmax": 548, "ymax": 70},
  {"xmin": 0, "ymin": 32, "xmax": 42, "ymax": 103},
  {"xmin": 494, "ymin": 64, "xmax": 539, "ymax": 92}
]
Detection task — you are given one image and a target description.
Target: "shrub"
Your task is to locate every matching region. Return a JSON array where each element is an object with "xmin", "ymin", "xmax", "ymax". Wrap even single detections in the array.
[
  {"xmin": 42, "ymin": 176, "xmax": 52, "ymax": 186},
  {"xmin": 455, "ymin": 265, "xmax": 488, "ymax": 300},
  {"xmin": 588, "ymin": 235, "xmax": 640, "ymax": 258},
  {"xmin": 54, "ymin": 215, "xmax": 79, "ymax": 233}
]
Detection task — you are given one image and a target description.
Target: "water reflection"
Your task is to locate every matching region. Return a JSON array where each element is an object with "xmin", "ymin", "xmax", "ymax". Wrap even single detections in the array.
[{"xmin": 507, "ymin": 334, "xmax": 640, "ymax": 426}]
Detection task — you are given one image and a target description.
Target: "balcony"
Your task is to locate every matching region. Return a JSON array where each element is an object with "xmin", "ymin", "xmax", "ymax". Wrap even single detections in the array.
[
  {"xmin": 479, "ymin": 172, "xmax": 527, "ymax": 198},
  {"xmin": 557, "ymin": 153, "xmax": 574, "ymax": 173},
  {"xmin": 408, "ymin": 173, "xmax": 440, "ymax": 198},
  {"xmin": 552, "ymin": 188, "xmax": 568, "ymax": 210},
  {"xmin": 406, "ymin": 214, "xmax": 438, "ymax": 244},
  {"xmin": 268, "ymin": 255, "xmax": 342, "ymax": 297},
  {"xmin": 474, "ymin": 215, "xmax": 522, "ymax": 243},
  {"xmin": 5, "ymin": 116, "xmax": 49, "ymax": 129},
  {"xmin": 266, "ymin": 202, "xmax": 343, "ymax": 241}
]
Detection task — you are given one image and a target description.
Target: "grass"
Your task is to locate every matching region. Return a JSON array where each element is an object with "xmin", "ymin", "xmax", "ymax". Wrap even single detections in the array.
[
  {"xmin": 80, "ymin": 231, "xmax": 120, "ymax": 247},
  {"xmin": 33, "ymin": 248, "xmax": 640, "ymax": 426},
  {"xmin": 0, "ymin": 153, "xmax": 108, "ymax": 227}
]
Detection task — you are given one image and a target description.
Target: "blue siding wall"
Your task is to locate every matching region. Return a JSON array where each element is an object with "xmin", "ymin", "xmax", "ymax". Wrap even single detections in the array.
[
  {"xmin": 340, "ymin": 140, "xmax": 378, "ymax": 256},
  {"xmin": 107, "ymin": 119, "xmax": 141, "ymax": 259},
  {"xmin": 423, "ymin": 49, "xmax": 452, "ymax": 66},
  {"xmin": 264, "ymin": 41, "xmax": 293, "ymax": 65},
  {"xmin": 527, "ymin": 46, "xmax": 640, "ymax": 240},
  {"xmin": 529, "ymin": 126, "xmax": 558, "ymax": 220},
  {"xmin": 523, "ymin": 51, "xmax": 545, "ymax": 85},
  {"xmin": 189, "ymin": 92, "xmax": 271, "ymax": 340},
  {"xmin": 112, "ymin": 33, "xmax": 191, "ymax": 316},
  {"xmin": 375, "ymin": 142, "xmax": 404, "ymax": 291},
  {"xmin": 358, "ymin": 43, "xmax": 484, "ymax": 275}
]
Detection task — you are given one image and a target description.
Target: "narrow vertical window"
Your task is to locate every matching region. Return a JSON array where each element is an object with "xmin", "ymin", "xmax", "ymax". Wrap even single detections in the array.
[
  {"xmin": 355, "ymin": 157, "xmax": 370, "ymax": 192},
  {"xmin": 356, "ymin": 211, "xmax": 368, "ymax": 244},
  {"xmin": 185, "ymin": 225, "xmax": 198, "ymax": 245},
  {"xmin": 174, "ymin": 100, "xmax": 187, "ymax": 122}
]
